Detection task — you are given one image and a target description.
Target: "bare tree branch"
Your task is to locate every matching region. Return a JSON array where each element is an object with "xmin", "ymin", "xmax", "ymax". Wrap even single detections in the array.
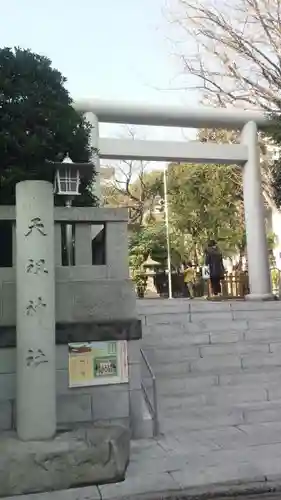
[
  {"xmin": 169, "ymin": 0, "xmax": 281, "ymax": 110},
  {"xmin": 166, "ymin": 0, "xmax": 281, "ymax": 205},
  {"xmin": 102, "ymin": 126, "xmax": 161, "ymax": 224}
]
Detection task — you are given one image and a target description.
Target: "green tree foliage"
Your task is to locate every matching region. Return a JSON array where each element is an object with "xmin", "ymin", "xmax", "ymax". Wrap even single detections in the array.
[
  {"xmin": 121, "ymin": 130, "xmax": 246, "ymax": 268},
  {"xmin": 0, "ymin": 47, "xmax": 97, "ymax": 205},
  {"xmin": 167, "ymin": 162, "xmax": 245, "ymax": 261},
  {"xmin": 129, "ymin": 223, "xmax": 168, "ymax": 270},
  {"xmin": 271, "ymin": 160, "xmax": 281, "ymax": 209}
]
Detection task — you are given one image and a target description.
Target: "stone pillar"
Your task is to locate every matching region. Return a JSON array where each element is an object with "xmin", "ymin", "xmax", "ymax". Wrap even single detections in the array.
[
  {"xmin": 241, "ymin": 121, "xmax": 272, "ymax": 300},
  {"xmin": 85, "ymin": 112, "xmax": 101, "ymax": 204},
  {"xmin": 16, "ymin": 181, "xmax": 56, "ymax": 440}
]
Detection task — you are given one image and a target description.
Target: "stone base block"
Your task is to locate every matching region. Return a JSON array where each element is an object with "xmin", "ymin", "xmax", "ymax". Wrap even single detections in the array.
[{"xmin": 0, "ymin": 425, "xmax": 130, "ymax": 497}]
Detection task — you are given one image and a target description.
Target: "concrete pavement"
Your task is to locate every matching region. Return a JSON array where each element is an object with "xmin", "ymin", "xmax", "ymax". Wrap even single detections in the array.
[{"xmin": 5, "ymin": 299, "xmax": 281, "ymax": 499}]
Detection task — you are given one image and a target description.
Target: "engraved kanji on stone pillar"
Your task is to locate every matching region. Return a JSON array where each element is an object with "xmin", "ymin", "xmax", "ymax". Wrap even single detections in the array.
[{"xmin": 16, "ymin": 181, "xmax": 56, "ymax": 441}]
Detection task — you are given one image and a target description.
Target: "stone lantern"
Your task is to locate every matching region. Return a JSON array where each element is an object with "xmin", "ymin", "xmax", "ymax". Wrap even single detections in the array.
[{"xmin": 143, "ymin": 254, "xmax": 161, "ymax": 296}]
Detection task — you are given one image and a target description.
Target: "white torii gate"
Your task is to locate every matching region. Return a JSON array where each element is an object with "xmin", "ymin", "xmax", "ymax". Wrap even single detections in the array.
[{"xmin": 74, "ymin": 98, "xmax": 272, "ymax": 301}]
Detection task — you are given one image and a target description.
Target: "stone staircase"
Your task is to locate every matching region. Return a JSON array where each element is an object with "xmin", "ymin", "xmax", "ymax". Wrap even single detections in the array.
[{"xmin": 139, "ymin": 299, "xmax": 281, "ymax": 438}]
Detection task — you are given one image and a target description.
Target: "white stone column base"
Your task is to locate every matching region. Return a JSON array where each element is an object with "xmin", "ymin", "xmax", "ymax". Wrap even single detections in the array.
[{"xmin": 245, "ymin": 293, "xmax": 277, "ymax": 301}]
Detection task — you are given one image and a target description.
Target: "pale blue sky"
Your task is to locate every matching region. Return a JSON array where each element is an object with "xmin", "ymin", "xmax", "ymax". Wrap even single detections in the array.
[{"xmin": 0, "ymin": 0, "xmax": 197, "ymax": 162}]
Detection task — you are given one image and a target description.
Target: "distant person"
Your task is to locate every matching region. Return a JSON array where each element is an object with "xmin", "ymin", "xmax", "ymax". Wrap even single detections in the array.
[
  {"xmin": 205, "ymin": 240, "xmax": 225, "ymax": 296},
  {"xmin": 183, "ymin": 261, "xmax": 195, "ymax": 299}
]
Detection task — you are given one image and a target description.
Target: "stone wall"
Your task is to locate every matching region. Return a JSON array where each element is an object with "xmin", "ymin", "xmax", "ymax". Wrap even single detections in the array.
[
  {"xmin": 0, "ymin": 206, "xmax": 152, "ymax": 438},
  {"xmin": 139, "ymin": 300, "xmax": 281, "ymax": 435},
  {"xmin": 0, "ymin": 206, "xmax": 137, "ymax": 325},
  {"xmin": 0, "ymin": 338, "xmax": 149, "ymax": 436}
]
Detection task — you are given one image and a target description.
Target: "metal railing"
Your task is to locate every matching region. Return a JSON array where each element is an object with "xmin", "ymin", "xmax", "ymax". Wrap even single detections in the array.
[{"xmin": 140, "ymin": 348, "xmax": 159, "ymax": 437}]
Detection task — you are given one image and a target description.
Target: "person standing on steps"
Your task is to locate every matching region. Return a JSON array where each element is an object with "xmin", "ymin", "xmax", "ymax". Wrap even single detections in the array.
[
  {"xmin": 183, "ymin": 261, "xmax": 196, "ymax": 299},
  {"xmin": 205, "ymin": 240, "xmax": 225, "ymax": 297}
]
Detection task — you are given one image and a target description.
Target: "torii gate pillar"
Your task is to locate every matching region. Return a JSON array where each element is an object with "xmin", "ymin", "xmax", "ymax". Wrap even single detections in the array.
[{"xmin": 241, "ymin": 121, "xmax": 272, "ymax": 300}]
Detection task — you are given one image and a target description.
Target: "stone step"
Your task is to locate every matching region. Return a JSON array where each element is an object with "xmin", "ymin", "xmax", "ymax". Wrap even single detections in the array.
[
  {"xmin": 245, "ymin": 327, "xmax": 281, "ymax": 342},
  {"xmin": 139, "ymin": 299, "xmax": 278, "ymax": 311},
  {"xmin": 218, "ymin": 367, "xmax": 281, "ymax": 387},
  {"xmin": 153, "ymin": 367, "xmax": 281, "ymax": 397},
  {"xmin": 144, "ymin": 313, "xmax": 190, "ymax": 326},
  {"xmin": 155, "ymin": 374, "xmax": 218, "ymax": 396},
  {"xmin": 143, "ymin": 317, "xmax": 281, "ymax": 334},
  {"xmin": 160, "ymin": 411, "xmax": 243, "ymax": 433},
  {"xmin": 143, "ymin": 319, "xmax": 248, "ymax": 332},
  {"xmin": 159, "ymin": 383, "xmax": 268, "ymax": 411},
  {"xmin": 143, "ymin": 345, "xmax": 200, "ymax": 363},
  {"xmin": 165, "ymin": 420, "xmax": 281, "ymax": 452},
  {"xmin": 143, "ymin": 332, "xmax": 211, "ymax": 347},
  {"xmin": 144, "ymin": 341, "xmax": 272, "ymax": 366},
  {"xmin": 190, "ymin": 351, "xmax": 281, "ymax": 375},
  {"xmin": 199, "ymin": 341, "xmax": 270, "ymax": 356},
  {"xmin": 233, "ymin": 310, "xmax": 281, "ymax": 320},
  {"xmin": 142, "ymin": 331, "xmax": 252, "ymax": 348},
  {"xmin": 143, "ymin": 329, "xmax": 281, "ymax": 349},
  {"xmin": 242, "ymin": 399, "xmax": 281, "ymax": 425},
  {"xmin": 152, "ymin": 360, "xmax": 191, "ymax": 377},
  {"xmin": 160, "ymin": 397, "xmax": 281, "ymax": 428}
]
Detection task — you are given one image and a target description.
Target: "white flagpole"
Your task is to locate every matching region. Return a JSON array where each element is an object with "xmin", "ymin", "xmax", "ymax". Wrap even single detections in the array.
[{"xmin": 163, "ymin": 167, "xmax": 173, "ymax": 299}]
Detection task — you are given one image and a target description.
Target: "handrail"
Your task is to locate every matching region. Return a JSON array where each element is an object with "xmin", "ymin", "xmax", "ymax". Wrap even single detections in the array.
[
  {"xmin": 141, "ymin": 347, "xmax": 155, "ymax": 380},
  {"xmin": 140, "ymin": 348, "xmax": 159, "ymax": 437}
]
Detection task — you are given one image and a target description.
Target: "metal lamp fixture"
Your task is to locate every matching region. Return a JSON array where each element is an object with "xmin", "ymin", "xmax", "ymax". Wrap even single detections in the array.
[
  {"xmin": 54, "ymin": 154, "xmax": 81, "ymax": 197},
  {"xmin": 47, "ymin": 154, "xmax": 94, "ymax": 265},
  {"xmin": 47, "ymin": 154, "xmax": 94, "ymax": 201}
]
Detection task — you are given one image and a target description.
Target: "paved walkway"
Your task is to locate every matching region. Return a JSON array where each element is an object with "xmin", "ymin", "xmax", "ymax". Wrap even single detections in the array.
[{"xmin": 6, "ymin": 299, "xmax": 281, "ymax": 499}]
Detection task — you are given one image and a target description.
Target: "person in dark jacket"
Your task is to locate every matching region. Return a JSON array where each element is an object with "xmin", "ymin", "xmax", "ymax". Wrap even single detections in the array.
[{"xmin": 205, "ymin": 240, "xmax": 225, "ymax": 296}]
